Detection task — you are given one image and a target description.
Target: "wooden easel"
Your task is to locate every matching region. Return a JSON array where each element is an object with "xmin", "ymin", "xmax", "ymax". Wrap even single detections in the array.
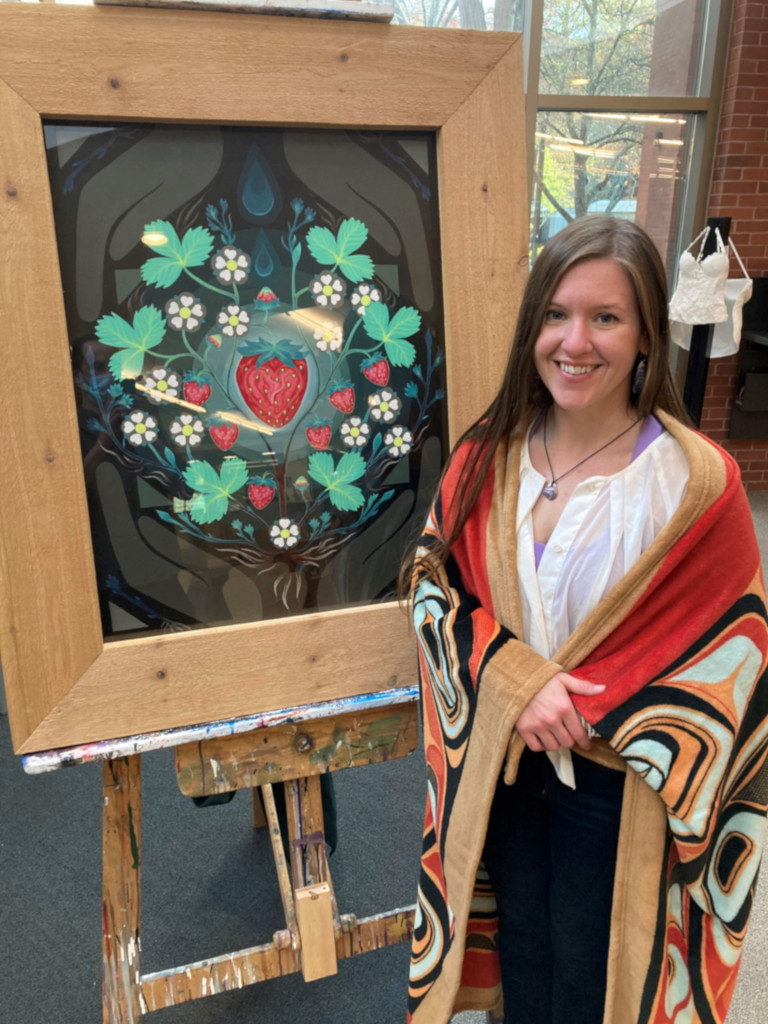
[{"xmin": 25, "ymin": 688, "xmax": 419, "ymax": 1022}]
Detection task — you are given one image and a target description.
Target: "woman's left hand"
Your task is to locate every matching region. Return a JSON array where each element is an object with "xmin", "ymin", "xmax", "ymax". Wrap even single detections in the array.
[{"xmin": 516, "ymin": 671, "xmax": 605, "ymax": 752}]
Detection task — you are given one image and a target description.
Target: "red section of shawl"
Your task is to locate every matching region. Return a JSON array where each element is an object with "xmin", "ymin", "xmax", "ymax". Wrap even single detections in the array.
[
  {"xmin": 440, "ymin": 442, "xmax": 497, "ymax": 616},
  {"xmin": 571, "ymin": 448, "xmax": 762, "ymax": 722}
]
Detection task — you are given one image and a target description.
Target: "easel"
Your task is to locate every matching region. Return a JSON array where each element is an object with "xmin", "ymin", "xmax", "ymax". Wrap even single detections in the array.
[{"xmin": 25, "ymin": 687, "xmax": 419, "ymax": 1021}]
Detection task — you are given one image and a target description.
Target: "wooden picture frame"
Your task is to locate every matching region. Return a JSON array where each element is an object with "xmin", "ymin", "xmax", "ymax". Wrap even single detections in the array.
[{"xmin": 0, "ymin": 4, "xmax": 527, "ymax": 754}]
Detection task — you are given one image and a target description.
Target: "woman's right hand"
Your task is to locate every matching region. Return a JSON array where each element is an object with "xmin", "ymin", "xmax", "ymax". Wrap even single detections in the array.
[{"xmin": 516, "ymin": 672, "xmax": 606, "ymax": 752}]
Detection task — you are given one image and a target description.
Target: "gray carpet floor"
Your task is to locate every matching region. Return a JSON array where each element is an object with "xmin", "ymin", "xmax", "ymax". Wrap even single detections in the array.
[{"xmin": 2, "ymin": 493, "xmax": 768, "ymax": 1024}]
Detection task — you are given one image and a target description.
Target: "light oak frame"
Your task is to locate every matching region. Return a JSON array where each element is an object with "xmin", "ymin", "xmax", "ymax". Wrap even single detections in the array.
[{"xmin": 0, "ymin": 4, "xmax": 528, "ymax": 754}]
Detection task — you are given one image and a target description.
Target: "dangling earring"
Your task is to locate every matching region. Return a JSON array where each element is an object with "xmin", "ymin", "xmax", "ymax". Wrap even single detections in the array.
[{"xmin": 632, "ymin": 355, "xmax": 647, "ymax": 396}]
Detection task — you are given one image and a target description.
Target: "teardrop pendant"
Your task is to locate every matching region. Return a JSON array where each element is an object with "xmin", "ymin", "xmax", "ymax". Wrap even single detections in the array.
[{"xmin": 542, "ymin": 482, "xmax": 558, "ymax": 501}]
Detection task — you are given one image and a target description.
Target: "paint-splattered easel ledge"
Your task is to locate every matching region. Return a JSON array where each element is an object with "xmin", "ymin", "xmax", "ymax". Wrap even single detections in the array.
[
  {"xmin": 95, "ymin": 0, "xmax": 395, "ymax": 23},
  {"xmin": 22, "ymin": 684, "xmax": 418, "ymax": 774}
]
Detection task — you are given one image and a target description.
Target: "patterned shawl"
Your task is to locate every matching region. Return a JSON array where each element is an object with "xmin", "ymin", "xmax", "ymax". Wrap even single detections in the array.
[{"xmin": 408, "ymin": 412, "xmax": 768, "ymax": 1024}]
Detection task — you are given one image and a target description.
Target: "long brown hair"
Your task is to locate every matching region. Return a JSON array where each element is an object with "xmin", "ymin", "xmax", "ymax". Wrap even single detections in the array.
[{"xmin": 403, "ymin": 214, "xmax": 690, "ymax": 593}]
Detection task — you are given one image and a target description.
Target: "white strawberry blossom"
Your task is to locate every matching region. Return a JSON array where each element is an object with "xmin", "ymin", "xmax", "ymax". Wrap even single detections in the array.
[
  {"xmin": 313, "ymin": 324, "xmax": 343, "ymax": 353},
  {"xmin": 384, "ymin": 425, "xmax": 413, "ymax": 457},
  {"xmin": 145, "ymin": 367, "xmax": 181, "ymax": 405},
  {"xmin": 122, "ymin": 410, "xmax": 158, "ymax": 447},
  {"xmin": 170, "ymin": 414, "xmax": 204, "ymax": 448},
  {"xmin": 350, "ymin": 283, "xmax": 381, "ymax": 316},
  {"xmin": 165, "ymin": 293, "xmax": 206, "ymax": 332},
  {"xmin": 211, "ymin": 246, "xmax": 251, "ymax": 285},
  {"xmin": 270, "ymin": 518, "xmax": 300, "ymax": 548},
  {"xmin": 368, "ymin": 388, "xmax": 401, "ymax": 423},
  {"xmin": 217, "ymin": 304, "xmax": 251, "ymax": 338},
  {"xmin": 310, "ymin": 272, "xmax": 346, "ymax": 309},
  {"xmin": 340, "ymin": 416, "xmax": 370, "ymax": 448}
]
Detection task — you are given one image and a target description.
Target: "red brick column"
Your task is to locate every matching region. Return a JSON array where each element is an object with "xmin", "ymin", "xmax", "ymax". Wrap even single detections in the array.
[{"xmin": 699, "ymin": 0, "xmax": 768, "ymax": 488}]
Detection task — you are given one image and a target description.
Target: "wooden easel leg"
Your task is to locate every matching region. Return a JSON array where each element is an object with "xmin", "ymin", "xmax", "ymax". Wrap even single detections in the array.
[
  {"xmin": 251, "ymin": 787, "xmax": 268, "ymax": 829},
  {"xmin": 102, "ymin": 756, "xmax": 143, "ymax": 1023},
  {"xmin": 285, "ymin": 776, "xmax": 338, "ymax": 982}
]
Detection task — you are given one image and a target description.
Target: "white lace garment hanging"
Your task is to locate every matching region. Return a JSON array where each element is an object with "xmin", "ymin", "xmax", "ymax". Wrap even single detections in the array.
[
  {"xmin": 668, "ymin": 225, "xmax": 730, "ymax": 325},
  {"xmin": 670, "ymin": 234, "xmax": 753, "ymax": 357}
]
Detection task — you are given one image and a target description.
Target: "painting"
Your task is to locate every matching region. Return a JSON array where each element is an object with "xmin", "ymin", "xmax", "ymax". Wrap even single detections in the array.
[
  {"xmin": 46, "ymin": 122, "xmax": 446, "ymax": 637},
  {"xmin": 0, "ymin": 4, "xmax": 528, "ymax": 753}
]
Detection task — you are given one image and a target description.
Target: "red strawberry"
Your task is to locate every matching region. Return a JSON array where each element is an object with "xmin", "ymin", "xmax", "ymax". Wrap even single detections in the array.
[
  {"xmin": 363, "ymin": 356, "xmax": 390, "ymax": 387},
  {"xmin": 209, "ymin": 422, "xmax": 239, "ymax": 450},
  {"xmin": 306, "ymin": 420, "xmax": 332, "ymax": 450},
  {"xmin": 248, "ymin": 476, "xmax": 276, "ymax": 510},
  {"xmin": 183, "ymin": 377, "xmax": 212, "ymax": 406},
  {"xmin": 329, "ymin": 381, "xmax": 355, "ymax": 414},
  {"xmin": 236, "ymin": 339, "xmax": 308, "ymax": 428}
]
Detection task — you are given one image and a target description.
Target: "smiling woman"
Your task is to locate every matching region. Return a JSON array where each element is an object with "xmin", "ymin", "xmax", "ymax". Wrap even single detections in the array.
[{"xmin": 403, "ymin": 215, "xmax": 768, "ymax": 1024}]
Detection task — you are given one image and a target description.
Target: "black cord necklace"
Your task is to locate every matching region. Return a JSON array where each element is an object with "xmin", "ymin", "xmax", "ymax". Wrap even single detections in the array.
[{"xmin": 541, "ymin": 411, "xmax": 642, "ymax": 501}]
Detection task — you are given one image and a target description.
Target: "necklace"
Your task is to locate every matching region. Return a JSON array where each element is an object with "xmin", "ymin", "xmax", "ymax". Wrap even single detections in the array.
[{"xmin": 541, "ymin": 412, "xmax": 642, "ymax": 501}]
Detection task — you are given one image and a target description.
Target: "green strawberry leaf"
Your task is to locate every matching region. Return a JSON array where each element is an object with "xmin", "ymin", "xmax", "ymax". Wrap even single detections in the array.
[
  {"xmin": 383, "ymin": 337, "xmax": 417, "ymax": 368},
  {"xmin": 219, "ymin": 458, "xmax": 249, "ymax": 493},
  {"xmin": 306, "ymin": 218, "xmax": 369, "ymax": 275},
  {"xmin": 141, "ymin": 256, "xmax": 185, "ymax": 289},
  {"xmin": 96, "ymin": 306, "xmax": 165, "ymax": 380},
  {"xmin": 183, "ymin": 460, "xmax": 221, "ymax": 493},
  {"xmin": 189, "ymin": 492, "xmax": 230, "ymax": 524},
  {"xmin": 308, "ymin": 451, "xmax": 365, "ymax": 511},
  {"xmin": 338, "ymin": 252, "xmax": 375, "ymax": 284},
  {"xmin": 183, "ymin": 458, "xmax": 248, "ymax": 524},
  {"xmin": 388, "ymin": 305, "xmax": 421, "ymax": 340},
  {"xmin": 336, "ymin": 218, "xmax": 368, "ymax": 255},
  {"xmin": 305, "ymin": 226, "xmax": 338, "ymax": 266},
  {"xmin": 362, "ymin": 302, "xmax": 420, "ymax": 367},
  {"xmin": 180, "ymin": 225, "xmax": 215, "ymax": 267},
  {"xmin": 140, "ymin": 219, "xmax": 214, "ymax": 288},
  {"xmin": 307, "ymin": 451, "xmax": 335, "ymax": 489}
]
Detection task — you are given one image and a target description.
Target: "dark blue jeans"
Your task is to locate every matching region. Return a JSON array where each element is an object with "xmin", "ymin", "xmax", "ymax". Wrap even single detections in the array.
[{"xmin": 482, "ymin": 748, "xmax": 624, "ymax": 1024}]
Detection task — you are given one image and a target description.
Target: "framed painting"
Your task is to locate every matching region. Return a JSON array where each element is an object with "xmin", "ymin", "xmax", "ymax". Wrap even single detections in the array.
[{"xmin": 0, "ymin": 4, "xmax": 528, "ymax": 754}]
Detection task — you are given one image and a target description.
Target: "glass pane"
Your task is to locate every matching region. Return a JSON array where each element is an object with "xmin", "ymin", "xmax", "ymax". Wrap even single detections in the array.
[
  {"xmin": 393, "ymin": 0, "xmax": 525, "ymax": 32},
  {"xmin": 45, "ymin": 122, "xmax": 446, "ymax": 639},
  {"xmin": 531, "ymin": 110, "xmax": 690, "ymax": 270},
  {"xmin": 540, "ymin": 0, "xmax": 702, "ymax": 97}
]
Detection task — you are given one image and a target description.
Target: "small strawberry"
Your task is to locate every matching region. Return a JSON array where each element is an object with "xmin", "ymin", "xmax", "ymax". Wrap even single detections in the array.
[
  {"xmin": 329, "ymin": 380, "xmax": 355, "ymax": 414},
  {"xmin": 236, "ymin": 337, "xmax": 309, "ymax": 428},
  {"xmin": 209, "ymin": 421, "xmax": 239, "ymax": 451},
  {"xmin": 306, "ymin": 420, "xmax": 333, "ymax": 450},
  {"xmin": 183, "ymin": 374, "xmax": 212, "ymax": 407},
  {"xmin": 248, "ymin": 476, "xmax": 276, "ymax": 510},
  {"xmin": 362, "ymin": 355, "xmax": 390, "ymax": 387}
]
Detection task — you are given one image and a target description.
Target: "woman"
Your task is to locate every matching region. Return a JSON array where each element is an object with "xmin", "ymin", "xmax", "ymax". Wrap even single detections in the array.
[{"xmin": 405, "ymin": 216, "xmax": 768, "ymax": 1024}]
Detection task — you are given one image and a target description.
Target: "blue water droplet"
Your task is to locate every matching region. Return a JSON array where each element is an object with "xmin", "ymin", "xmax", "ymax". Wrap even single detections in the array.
[
  {"xmin": 238, "ymin": 144, "xmax": 279, "ymax": 220},
  {"xmin": 252, "ymin": 229, "xmax": 278, "ymax": 278}
]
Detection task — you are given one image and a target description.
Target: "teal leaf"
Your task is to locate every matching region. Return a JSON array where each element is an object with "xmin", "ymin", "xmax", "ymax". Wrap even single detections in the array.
[
  {"xmin": 291, "ymin": 242, "xmax": 302, "ymax": 270},
  {"xmin": 383, "ymin": 337, "xmax": 417, "ymax": 368},
  {"xmin": 219, "ymin": 458, "xmax": 249, "ymax": 493},
  {"xmin": 388, "ymin": 305, "xmax": 421, "ymax": 340},
  {"xmin": 305, "ymin": 226, "xmax": 338, "ymax": 266},
  {"xmin": 189, "ymin": 492, "xmax": 230, "ymax": 524},
  {"xmin": 96, "ymin": 306, "xmax": 165, "ymax": 380},
  {"xmin": 142, "ymin": 220, "xmax": 183, "ymax": 259},
  {"xmin": 336, "ymin": 218, "xmax": 368, "ymax": 255},
  {"xmin": 334, "ymin": 450, "xmax": 366, "ymax": 483},
  {"xmin": 306, "ymin": 218, "xmax": 369, "ymax": 274},
  {"xmin": 141, "ymin": 256, "xmax": 185, "ymax": 288},
  {"xmin": 183, "ymin": 460, "xmax": 221, "ymax": 493},
  {"xmin": 308, "ymin": 451, "xmax": 365, "ymax": 511},
  {"xmin": 180, "ymin": 225, "xmax": 215, "ymax": 268},
  {"xmin": 140, "ymin": 219, "xmax": 214, "ymax": 287},
  {"xmin": 338, "ymin": 252, "xmax": 374, "ymax": 284},
  {"xmin": 361, "ymin": 303, "xmax": 419, "ymax": 367},
  {"xmin": 361, "ymin": 302, "xmax": 390, "ymax": 343},
  {"xmin": 307, "ymin": 451, "xmax": 335, "ymax": 488}
]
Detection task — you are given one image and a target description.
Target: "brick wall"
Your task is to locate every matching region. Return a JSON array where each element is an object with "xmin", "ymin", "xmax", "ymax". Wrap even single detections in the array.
[{"xmin": 699, "ymin": 0, "xmax": 768, "ymax": 488}]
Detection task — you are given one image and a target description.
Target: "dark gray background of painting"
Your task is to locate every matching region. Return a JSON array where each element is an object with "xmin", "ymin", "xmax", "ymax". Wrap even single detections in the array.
[{"xmin": 44, "ymin": 124, "xmax": 446, "ymax": 638}]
